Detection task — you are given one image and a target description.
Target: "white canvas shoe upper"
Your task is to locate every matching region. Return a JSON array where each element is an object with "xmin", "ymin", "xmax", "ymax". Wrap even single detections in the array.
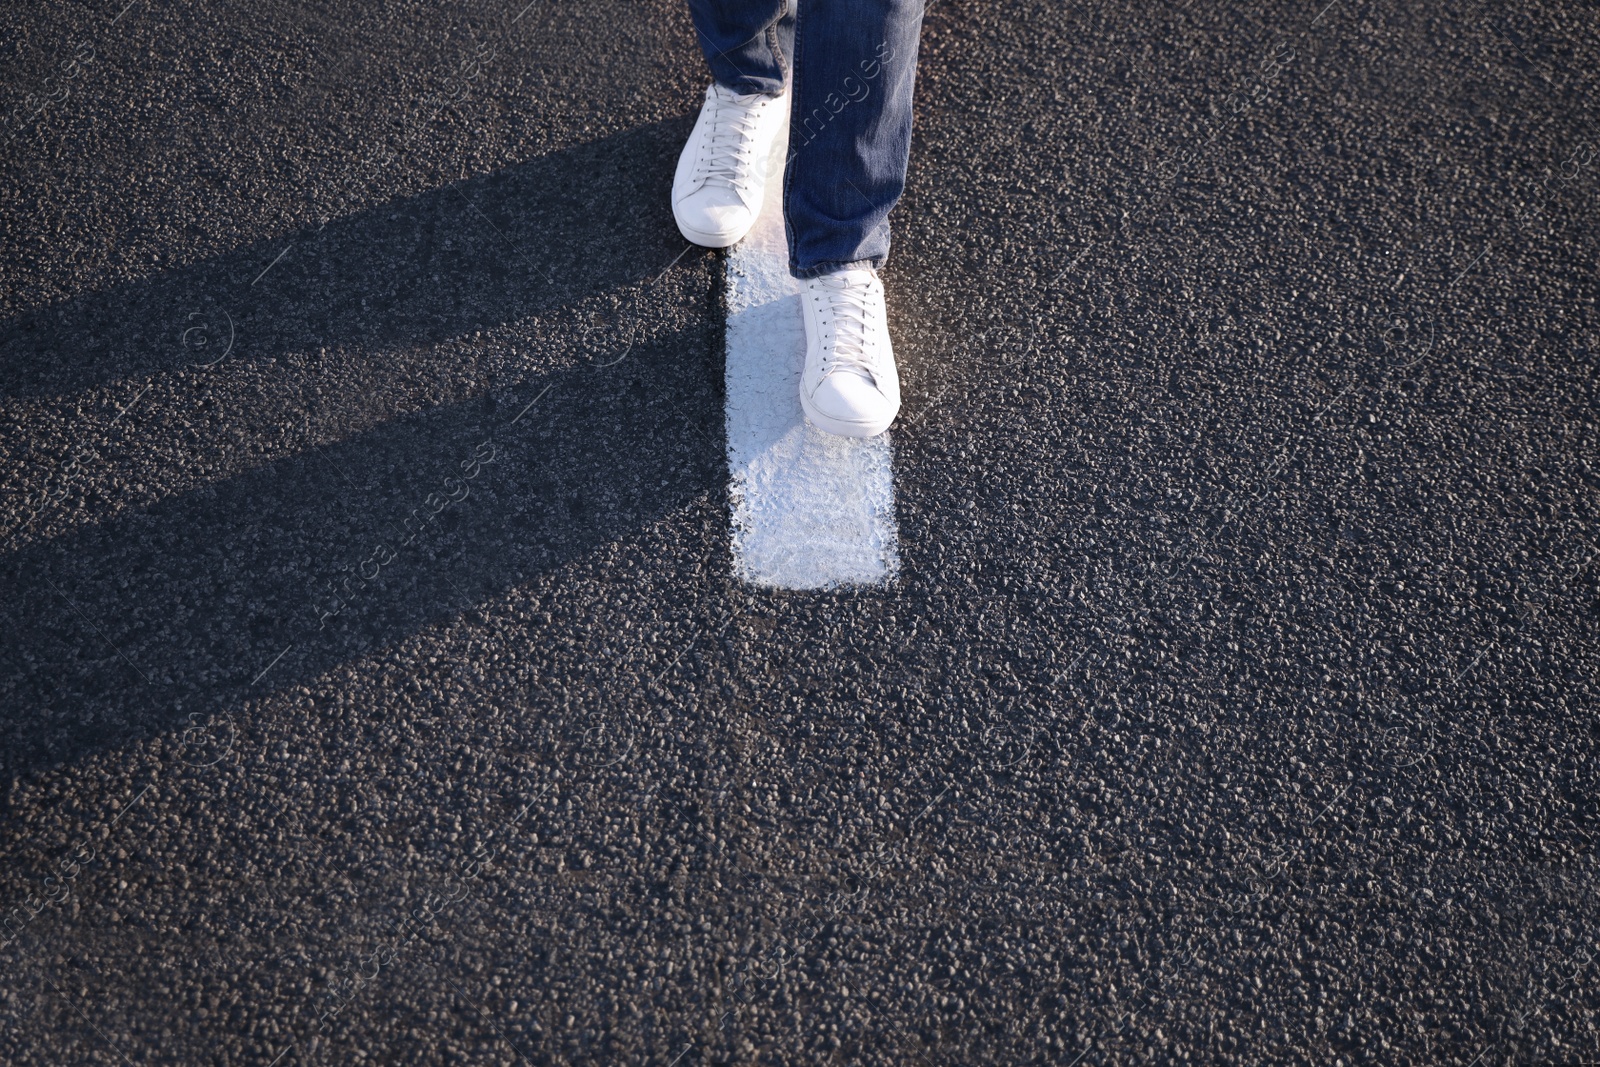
[
  {"xmin": 672, "ymin": 83, "xmax": 788, "ymax": 248},
  {"xmin": 799, "ymin": 268, "xmax": 901, "ymax": 438}
]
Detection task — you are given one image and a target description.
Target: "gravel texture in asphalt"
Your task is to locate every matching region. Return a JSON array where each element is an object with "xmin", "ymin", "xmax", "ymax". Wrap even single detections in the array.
[{"xmin": 2, "ymin": 0, "xmax": 1598, "ymax": 1063}]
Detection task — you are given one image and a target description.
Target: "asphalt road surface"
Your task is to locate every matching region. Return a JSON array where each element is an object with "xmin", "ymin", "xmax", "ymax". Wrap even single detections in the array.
[{"xmin": 3, "ymin": 0, "xmax": 1599, "ymax": 1063}]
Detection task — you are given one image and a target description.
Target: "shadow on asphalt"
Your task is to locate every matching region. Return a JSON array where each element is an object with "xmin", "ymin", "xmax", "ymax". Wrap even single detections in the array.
[
  {"xmin": 0, "ymin": 119, "xmax": 700, "ymax": 395},
  {"xmin": 0, "ymin": 118, "xmax": 726, "ymax": 786}
]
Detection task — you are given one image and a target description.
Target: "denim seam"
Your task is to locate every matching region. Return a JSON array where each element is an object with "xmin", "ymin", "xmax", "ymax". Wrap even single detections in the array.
[
  {"xmin": 782, "ymin": 0, "xmax": 804, "ymax": 273},
  {"xmin": 714, "ymin": 1, "xmax": 788, "ymax": 95},
  {"xmin": 767, "ymin": 0, "xmax": 789, "ymax": 87}
]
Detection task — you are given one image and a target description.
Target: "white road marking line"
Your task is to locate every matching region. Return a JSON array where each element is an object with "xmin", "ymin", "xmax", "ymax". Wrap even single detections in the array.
[{"xmin": 723, "ymin": 114, "xmax": 899, "ymax": 589}]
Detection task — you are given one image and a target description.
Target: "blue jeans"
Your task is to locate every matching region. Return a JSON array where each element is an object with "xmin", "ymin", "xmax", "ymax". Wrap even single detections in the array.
[{"xmin": 685, "ymin": 0, "xmax": 925, "ymax": 278}]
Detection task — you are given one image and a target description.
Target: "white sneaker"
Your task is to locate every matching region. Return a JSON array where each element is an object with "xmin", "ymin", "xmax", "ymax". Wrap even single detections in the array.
[
  {"xmin": 672, "ymin": 83, "xmax": 788, "ymax": 248},
  {"xmin": 799, "ymin": 268, "xmax": 901, "ymax": 438}
]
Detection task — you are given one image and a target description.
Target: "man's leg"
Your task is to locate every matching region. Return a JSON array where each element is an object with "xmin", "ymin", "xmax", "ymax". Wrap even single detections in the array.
[
  {"xmin": 673, "ymin": 1, "xmax": 795, "ymax": 247},
  {"xmin": 784, "ymin": 0, "xmax": 922, "ymax": 438},
  {"xmin": 684, "ymin": 0, "xmax": 794, "ymax": 97},
  {"xmin": 784, "ymin": 0, "xmax": 924, "ymax": 278}
]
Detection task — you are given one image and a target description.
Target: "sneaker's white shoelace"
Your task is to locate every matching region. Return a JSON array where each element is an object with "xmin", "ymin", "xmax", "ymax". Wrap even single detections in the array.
[
  {"xmin": 698, "ymin": 90, "xmax": 770, "ymax": 193},
  {"xmin": 814, "ymin": 276, "xmax": 879, "ymax": 380}
]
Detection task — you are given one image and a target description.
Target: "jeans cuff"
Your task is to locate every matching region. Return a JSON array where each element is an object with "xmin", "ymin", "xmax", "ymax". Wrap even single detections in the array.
[
  {"xmin": 715, "ymin": 78, "xmax": 787, "ymax": 98},
  {"xmin": 789, "ymin": 256, "xmax": 884, "ymax": 280}
]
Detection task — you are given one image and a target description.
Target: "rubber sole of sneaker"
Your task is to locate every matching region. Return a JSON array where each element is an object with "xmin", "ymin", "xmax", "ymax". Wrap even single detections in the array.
[
  {"xmin": 673, "ymin": 203, "xmax": 754, "ymax": 249},
  {"xmin": 799, "ymin": 387, "xmax": 898, "ymax": 439}
]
